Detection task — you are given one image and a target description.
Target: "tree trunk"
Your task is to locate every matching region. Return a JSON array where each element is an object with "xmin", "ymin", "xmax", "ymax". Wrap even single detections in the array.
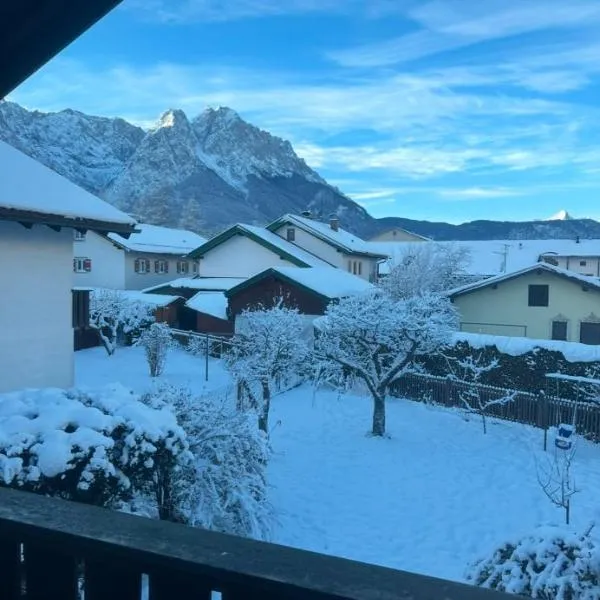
[
  {"xmin": 258, "ymin": 380, "xmax": 271, "ymax": 434},
  {"xmin": 481, "ymin": 411, "xmax": 487, "ymax": 434},
  {"xmin": 372, "ymin": 394, "xmax": 386, "ymax": 436}
]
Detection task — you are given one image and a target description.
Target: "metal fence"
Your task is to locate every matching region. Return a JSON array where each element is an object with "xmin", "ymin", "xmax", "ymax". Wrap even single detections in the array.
[{"xmin": 392, "ymin": 372, "xmax": 600, "ymax": 441}]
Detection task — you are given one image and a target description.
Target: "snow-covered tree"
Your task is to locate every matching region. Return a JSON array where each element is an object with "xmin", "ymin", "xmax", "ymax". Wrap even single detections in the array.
[
  {"xmin": 315, "ymin": 291, "xmax": 459, "ymax": 436},
  {"xmin": 89, "ymin": 289, "xmax": 154, "ymax": 356},
  {"xmin": 143, "ymin": 385, "xmax": 272, "ymax": 539},
  {"xmin": 537, "ymin": 442, "xmax": 580, "ymax": 525},
  {"xmin": 467, "ymin": 524, "xmax": 599, "ymax": 598},
  {"xmin": 381, "ymin": 243, "xmax": 471, "ymax": 300},
  {"xmin": 137, "ymin": 322, "xmax": 173, "ymax": 377},
  {"xmin": 226, "ymin": 303, "xmax": 309, "ymax": 433},
  {"xmin": 445, "ymin": 351, "xmax": 515, "ymax": 434}
]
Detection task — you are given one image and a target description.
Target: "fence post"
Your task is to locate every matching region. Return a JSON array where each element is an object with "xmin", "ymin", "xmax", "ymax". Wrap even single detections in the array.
[
  {"xmin": 205, "ymin": 332, "xmax": 209, "ymax": 382},
  {"xmin": 540, "ymin": 392, "xmax": 549, "ymax": 451}
]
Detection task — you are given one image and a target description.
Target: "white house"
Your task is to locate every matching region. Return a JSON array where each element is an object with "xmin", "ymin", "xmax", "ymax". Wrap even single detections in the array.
[
  {"xmin": 73, "ymin": 224, "xmax": 206, "ymax": 290},
  {"xmin": 188, "ymin": 223, "xmax": 331, "ymax": 278},
  {"xmin": 0, "ymin": 140, "xmax": 136, "ymax": 393},
  {"xmin": 266, "ymin": 214, "xmax": 387, "ymax": 282}
]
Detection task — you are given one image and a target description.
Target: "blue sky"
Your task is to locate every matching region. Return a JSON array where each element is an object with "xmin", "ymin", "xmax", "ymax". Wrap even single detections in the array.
[{"xmin": 9, "ymin": 0, "xmax": 600, "ymax": 223}]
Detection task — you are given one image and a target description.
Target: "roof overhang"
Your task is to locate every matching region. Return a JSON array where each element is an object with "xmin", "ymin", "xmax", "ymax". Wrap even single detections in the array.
[
  {"xmin": 1, "ymin": 0, "xmax": 123, "ymax": 99},
  {"xmin": 0, "ymin": 206, "xmax": 136, "ymax": 237}
]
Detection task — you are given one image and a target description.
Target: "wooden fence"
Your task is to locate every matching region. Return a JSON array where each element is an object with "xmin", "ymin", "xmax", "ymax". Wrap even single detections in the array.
[{"xmin": 391, "ymin": 372, "xmax": 600, "ymax": 441}]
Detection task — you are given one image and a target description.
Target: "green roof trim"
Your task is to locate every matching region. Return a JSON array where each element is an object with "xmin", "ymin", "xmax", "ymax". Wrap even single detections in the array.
[
  {"xmin": 187, "ymin": 224, "xmax": 313, "ymax": 267},
  {"xmin": 225, "ymin": 268, "xmax": 331, "ymax": 302}
]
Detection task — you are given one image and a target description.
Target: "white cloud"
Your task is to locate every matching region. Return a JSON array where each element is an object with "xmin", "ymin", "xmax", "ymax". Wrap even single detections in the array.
[{"xmin": 328, "ymin": 0, "xmax": 600, "ymax": 68}]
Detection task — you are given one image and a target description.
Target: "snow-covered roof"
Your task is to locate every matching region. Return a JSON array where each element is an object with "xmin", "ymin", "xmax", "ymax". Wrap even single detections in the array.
[
  {"xmin": 107, "ymin": 224, "xmax": 206, "ymax": 255},
  {"xmin": 185, "ymin": 292, "xmax": 228, "ymax": 320},
  {"xmin": 268, "ymin": 214, "xmax": 386, "ymax": 258},
  {"xmin": 119, "ymin": 291, "xmax": 181, "ymax": 308},
  {"xmin": 0, "ymin": 140, "xmax": 136, "ymax": 233},
  {"xmin": 373, "ymin": 238, "xmax": 600, "ymax": 277},
  {"xmin": 189, "ymin": 223, "xmax": 332, "ymax": 267},
  {"xmin": 228, "ymin": 266, "xmax": 374, "ymax": 300},
  {"xmin": 447, "ymin": 262, "xmax": 600, "ymax": 297},
  {"xmin": 143, "ymin": 277, "xmax": 246, "ymax": 293}
]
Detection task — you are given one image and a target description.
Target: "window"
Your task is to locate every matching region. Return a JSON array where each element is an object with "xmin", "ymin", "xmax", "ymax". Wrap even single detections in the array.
[
  {"xmin": 551, "ymin": 320, "xmax": 567, "ymax": 341},
  {"xmin": 528, "ymin": 284, "xmax": 549, "ymax": 307},
  {"xmin": 177, "ymin": 260, "xmax": 189, "ymax": 274},
  {"xmin": 358, "ymin": 262, "xmax": 362, "ymax": 276},
  {"xmin": 191, "ymin": 261, "xmax": 199, "ymax": 274},
  {"xmin": 580, "ymin": 260, "xmax": 587, "ymax": 266},
  {"xmin": 580, "ymin": 322, "xmax": 600, "ymax": 345},
  {"xmin": 73, "ymin": 257, "xmax": 91, "ymax": 273},
  {"xmin": 286, "ymin": 228, "xmax": 295, "ymax": 242},
  {"xmin": 74, "ymin": 230, "xmax": 86, "ymax": 241},
  {"xmin": 135, "ymin": 258, "xmax": 150, "ymax": 274},
  {"xmin": 155, "ymin": 260, "xmax": 169, "ymax": 274},
  {"xmin": 348, "ymin": 260, "xmax": 352, "ymax": 272}
]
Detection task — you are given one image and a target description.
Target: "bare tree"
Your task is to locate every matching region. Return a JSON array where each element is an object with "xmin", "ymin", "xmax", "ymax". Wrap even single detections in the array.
[
  {"xmin": 536, "ymin": 442, "xmax": 579, "ymax": 525},
  {"xmin": 381, "ymin": 242, "xmax": 472, "ymax": 300},
  {"xmin": 446, "ymin": 352, "xmax": 515, "ymax": 434},
  {"xmin": 315, "ymin": 291, "xmax": 458, "ymax": 437}
]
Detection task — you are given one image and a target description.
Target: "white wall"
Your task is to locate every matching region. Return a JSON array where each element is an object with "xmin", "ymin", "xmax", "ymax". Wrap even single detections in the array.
[
  {"xmin": 0, "ymin": 221, "xmax": 74, "ymax": 392},
  {"xmin": 273, "ymin": 224, "xmax": 377, "ymax": 281},
  {"xmin": 73, "ymin": 231, "xmax": 125, "ymax": 289},
  {"xmin": 554, "ymin": 256, "xmax": 600, "ymax": 277},
  {"xmin": 198, "ymin": 235, "xmax": 298, "ymax": 278},
  {"xmin": 124, "ymin": 253, "xmax": 198, "ymax": 290}
]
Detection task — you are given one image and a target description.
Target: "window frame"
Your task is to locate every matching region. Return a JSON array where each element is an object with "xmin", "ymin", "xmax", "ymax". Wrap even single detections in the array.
[
  {"xmin": 551, "ymin": 320, "xmax": 568, "ymax": 341},
  {"xmin": 177, "ymin": 260, "xmax": 189, "ymax": 274},
  {"xmin": 73, "ymin": 257, "xmax": 91, "ymax": 273},
  {"xmin": 155, "ymin": 259, "xmax": 169, "ymax": 274},
  {"xmin": 73, "ymin": 230, "xmax": 86, "ymax": 242},
  {"xmin": 286, "ymin": 228, "xmax": 296, "ymax": 242}
]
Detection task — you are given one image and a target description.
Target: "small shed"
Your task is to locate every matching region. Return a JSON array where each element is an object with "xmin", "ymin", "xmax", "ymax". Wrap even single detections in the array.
[{"xmin": 185, "ymin": 291, "xmax": 233, "ymax": 335}]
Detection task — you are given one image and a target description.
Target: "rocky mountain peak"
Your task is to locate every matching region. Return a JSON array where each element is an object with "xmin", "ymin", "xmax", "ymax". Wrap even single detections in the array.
[{"xmin": 152, "ymin": 108, "xmax": 190, "ymax": 132}]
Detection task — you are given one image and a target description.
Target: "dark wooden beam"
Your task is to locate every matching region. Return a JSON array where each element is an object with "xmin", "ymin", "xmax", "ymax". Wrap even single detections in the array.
[
  {"xmin": 47, "ymin": 224, "xmax": 62, "ymax": 232},
  {"xmin": 18, "ymin": 221, "xmax": 33, "ymax": 229},
  {"xmin": 0, "ymin": 0, "xmax": 123, "ymax": 99}
]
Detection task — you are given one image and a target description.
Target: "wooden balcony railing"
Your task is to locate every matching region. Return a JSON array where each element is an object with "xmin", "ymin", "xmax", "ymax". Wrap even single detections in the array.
[{"xmin": 0, "ymin": 487, "xmax": 513, "ymax": 599}]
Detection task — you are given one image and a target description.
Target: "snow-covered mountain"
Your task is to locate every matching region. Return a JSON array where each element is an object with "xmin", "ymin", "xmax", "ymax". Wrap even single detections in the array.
[
  {"xmin": 1, "ymin": 100, "xmax": 599, "ymax": 240},
  {"xmin": 0, "ymin": 101, "xmax": 369, "ymax": 235},
  {"xmin": 546, "ymin": 209, "xmax": 573, "ymax": 221}
]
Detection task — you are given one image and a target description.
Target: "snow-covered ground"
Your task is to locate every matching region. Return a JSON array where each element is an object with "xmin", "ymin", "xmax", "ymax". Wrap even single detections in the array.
[
  {"xmin": 75, "ymin": 345, "xmax": 231, "ymax": 396},
  {"xmin": 75, "ymin": 348, "xmax": 600, "ymax": 584}
]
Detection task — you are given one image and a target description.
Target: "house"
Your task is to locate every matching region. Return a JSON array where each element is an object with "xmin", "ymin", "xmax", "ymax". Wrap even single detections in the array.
[
  {"xmin": 188, "ymin": 223, "xmax": 331, "ymax": 278},
  {"xmin": 369, "ymin": 228, "xmax": 431, "ymax": 243},
  {"xmin": 226, "ymin": 266, "xmax": 374, "ymax": 333},
  {"xmin": 539, "ymin": 242, "xmax": 600, "ymax": 277},
  {"xmin": 266, "ymin": 214, "xmax": 387, "ymax": 281},
  {"xmin": 448, "ymin": 262, "xmax": 600, "ymax": 344},
  {"xmin": 0, "ymin": 140, "xmax": 136, "ymax": 392},
  {"xmin": 73, "ymin": 225, "xmax": 206, "ymax": 290}
]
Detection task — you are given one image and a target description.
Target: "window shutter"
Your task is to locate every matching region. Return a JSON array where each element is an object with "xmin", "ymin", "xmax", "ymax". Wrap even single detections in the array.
[
  {"xmin": 165, "ymin": 261, "xmax": 169, "ymax": 273},
  {"xmin": 145, "ymin": 259, "xmax": 150, "ymax": 272},
  {"xmin": 134, "ymin": 258, "xmax": 140, "ymax": 273},
  {"xmin": 83, "ymin": 259, "xmax": 92, "ymax": 272},
  {"xmin": 155, "ymin": 260, "xmax": 160, "ymax": 273},
  {"xmin": 73, "ymin": 258, "xmax": 77, "ymax": 272}
]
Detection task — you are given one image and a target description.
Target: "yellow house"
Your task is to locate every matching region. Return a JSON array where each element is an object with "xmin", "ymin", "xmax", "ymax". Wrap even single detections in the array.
[
  {"xmin": 448, "ymin": 262, "xmax": 600, "ymax": 344},
  {"xmin": 369, "ymin": 228, "xmax": 431, "ymax": 242}
]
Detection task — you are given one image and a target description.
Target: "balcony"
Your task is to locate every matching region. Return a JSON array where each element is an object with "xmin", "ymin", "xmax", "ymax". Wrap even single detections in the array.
[{"xmin": 0, "ymin": 487, "xmax": 512, "ymax": 599}]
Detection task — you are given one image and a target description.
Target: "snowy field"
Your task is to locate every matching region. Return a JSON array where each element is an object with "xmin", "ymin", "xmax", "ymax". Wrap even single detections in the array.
[{"xmin": 75, "ymin": 346, "xmax": 600, "ymax": 584}]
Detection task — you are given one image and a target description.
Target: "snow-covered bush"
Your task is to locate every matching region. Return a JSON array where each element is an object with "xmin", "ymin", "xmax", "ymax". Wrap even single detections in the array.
[
  {"xmin": 315, "ymin": 290, "xmax": 458, "ymax": 436},
  {"xmin": 226, "ymin": 303, "xmax": 308, "ymax": 433},
  {"xmin": 90, "ymin": 289, "xmax": 155, "ymax": 356},
  {"xmin": 137, "ymin": 322, "xmax": 173, "ymax": 377},
  {"xmin": 143, "ymin": 385, "xmax": 272, "ymax": 539},
  {"xmin": 467, "ymin": 525, "xmax": 600, "ymax": 599},
  {"xmin": 0, "ymin": 386, "xmax": 190, "ymax": 509},
  {"xmin": 381, "ymin": 243, "xmax": 471, "ymax": 299}
]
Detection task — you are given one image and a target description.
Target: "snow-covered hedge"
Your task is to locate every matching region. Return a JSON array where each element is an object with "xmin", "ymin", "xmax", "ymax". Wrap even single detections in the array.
[
  {"xmin": 143, "ymin": 385, "xmax": 272, "ymax": 539},
  {"xmin": 0, "ymin": 385, "xmax": 190, "ymax": 508},
  {"xmin": 415, "ymin": 335, "xmax": 600, "ymax": 400},
  {"xmin": 467, "ymin": 526, "xmax": 600, "ymax": 599}
]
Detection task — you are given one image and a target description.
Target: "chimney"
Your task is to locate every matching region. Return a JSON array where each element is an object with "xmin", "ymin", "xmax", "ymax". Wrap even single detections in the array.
[
  {"xmin": 301, "ymin": 210, "xmax": 312, "ymax": 219},
  {"xmin": 329, "ymin": 214, "xmax": 339, "ymax": 232}
]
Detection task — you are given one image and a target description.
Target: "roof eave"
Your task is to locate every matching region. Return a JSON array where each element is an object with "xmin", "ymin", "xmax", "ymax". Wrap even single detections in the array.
[{"xmin": 0, "ymin": 207, "xmax": 136, "ymax": 237}]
